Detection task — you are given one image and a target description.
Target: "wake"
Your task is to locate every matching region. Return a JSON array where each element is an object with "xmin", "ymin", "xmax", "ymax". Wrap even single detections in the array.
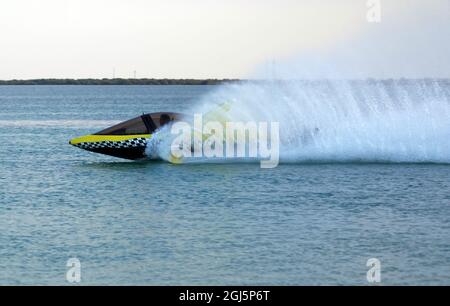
[{"xmin": 148, "ymin": 79, "xmax": 450, "ymax": 164}]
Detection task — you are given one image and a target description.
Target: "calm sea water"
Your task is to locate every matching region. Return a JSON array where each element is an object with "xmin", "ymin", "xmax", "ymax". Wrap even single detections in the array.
[{"xmin": 0, "ymin": 85, "xmax": 449, "ymax": 285}]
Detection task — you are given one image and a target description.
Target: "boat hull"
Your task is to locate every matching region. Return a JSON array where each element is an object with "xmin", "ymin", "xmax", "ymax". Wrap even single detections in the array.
[{"xmin": 70, "ymin": 134, "xmax": 151, "ymax": 160}]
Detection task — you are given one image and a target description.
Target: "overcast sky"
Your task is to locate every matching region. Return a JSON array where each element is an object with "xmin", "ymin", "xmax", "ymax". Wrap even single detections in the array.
[{"xmin": 0, "ymin": 0, "xmax": 449, "ymax": 79}]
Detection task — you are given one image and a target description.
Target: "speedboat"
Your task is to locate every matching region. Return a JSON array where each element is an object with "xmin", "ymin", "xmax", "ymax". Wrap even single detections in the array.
[{"xmin": 69, "ymin": 112, "xmax": 184, "ymax": 160}]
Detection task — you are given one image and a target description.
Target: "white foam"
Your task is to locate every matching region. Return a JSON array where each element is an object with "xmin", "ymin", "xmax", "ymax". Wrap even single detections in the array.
[{"xmin": 152, "ymin": 79, "xmax": 450, "ymax": 164}]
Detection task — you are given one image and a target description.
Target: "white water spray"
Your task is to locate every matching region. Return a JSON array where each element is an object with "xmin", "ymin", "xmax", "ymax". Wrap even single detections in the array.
[{"xmin": 148, "ymin": 78, "xmax": 450, "ymax": 164}]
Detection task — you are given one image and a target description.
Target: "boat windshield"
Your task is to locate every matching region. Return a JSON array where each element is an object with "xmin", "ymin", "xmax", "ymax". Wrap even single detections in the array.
[
  {"xmin": 95, "ymin": 116, "xmax": 149, "ymax": 135},
  {"xmin": 95, "ymin": 112, "xmax": 186, "ymax": 135}
]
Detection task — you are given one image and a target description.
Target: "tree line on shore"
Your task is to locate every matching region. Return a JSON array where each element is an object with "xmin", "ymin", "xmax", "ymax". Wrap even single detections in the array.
[
  {"xmin": 0, "ymin": 78, "xmax": 447, "ymax": 86},
  {"xmin": 0, "ymin": 78, "xmax": 240, "ymax": 85}
]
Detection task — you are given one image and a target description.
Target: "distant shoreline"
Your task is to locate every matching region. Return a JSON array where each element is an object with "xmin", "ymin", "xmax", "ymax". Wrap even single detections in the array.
[
  {"xmin": 0, "ymin": 78, "xmax": 240, "ymax": 85},
  {"xmin": 0, "ymin": 78, "xmax": 448, "ymax": 86}
]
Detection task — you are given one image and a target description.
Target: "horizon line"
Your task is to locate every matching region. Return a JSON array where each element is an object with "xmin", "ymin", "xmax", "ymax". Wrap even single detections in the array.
[{"xmin": 0, "ymin": 77, "xmax": 449, "ymax": 86}]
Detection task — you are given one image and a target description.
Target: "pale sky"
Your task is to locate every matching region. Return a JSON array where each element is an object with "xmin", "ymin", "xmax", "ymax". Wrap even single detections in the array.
[{"xmin": 0, "ymin": 0, "xmax": 449, "ymax": 79}]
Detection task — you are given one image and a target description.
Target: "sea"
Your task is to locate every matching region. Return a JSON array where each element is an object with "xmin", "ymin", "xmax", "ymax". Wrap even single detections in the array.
[{"xmin": 0, "ymin": 83, "xmax": 449, "ymax": 285}]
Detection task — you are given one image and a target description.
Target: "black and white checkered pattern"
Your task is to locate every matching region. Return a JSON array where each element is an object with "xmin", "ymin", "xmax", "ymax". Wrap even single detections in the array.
[{"xmin": 75, "ymin": 137, "xmax": 148, "ymax": 150}]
